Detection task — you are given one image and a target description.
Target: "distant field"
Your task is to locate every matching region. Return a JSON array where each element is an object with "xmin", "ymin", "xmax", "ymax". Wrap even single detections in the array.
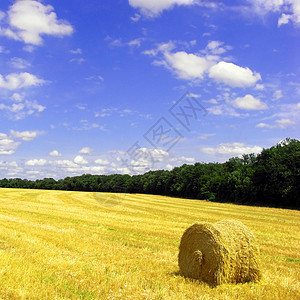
[{"xmin": 0, "ymin": 188, "xmax": 299, "ymax": 299}]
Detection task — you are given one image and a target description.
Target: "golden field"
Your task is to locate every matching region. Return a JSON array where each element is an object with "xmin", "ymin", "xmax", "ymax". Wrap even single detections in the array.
[{"xmin": 0, "ymin": 188, "xmax": 299, "ymax": 299}]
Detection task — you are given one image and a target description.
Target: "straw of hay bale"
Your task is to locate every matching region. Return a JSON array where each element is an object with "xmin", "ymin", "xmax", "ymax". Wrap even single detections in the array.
[{"xmin": 178, "ymin": 220, "xmax": 261, "ymax": 285}]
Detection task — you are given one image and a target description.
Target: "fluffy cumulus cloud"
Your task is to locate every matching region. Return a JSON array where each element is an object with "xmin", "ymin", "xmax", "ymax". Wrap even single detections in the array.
[
  {"xmin": 0, "ymin": 100, "xmax": 45, "ymax": 120},
  {"xmin": 10, "ymin": 130, "xmax": 42, "ymax": 141},
  {"xmin": 128, "ymin": 0, "xmax": 197, "ymax": 17},
  {"xmin": 0, "ymin": 72, "xmax": 45, "ymax": 90},
  {"xmin": 164, "ymin": 51, "xmax": 213, "ymax": 80},
  {"xmin": 25, "ymin": 158, "xmax": 47, "ymax": 166},
  {"xmin": 95, "ymin": 158, "xmax": 110, "ymax": 165},
  {"xmin": 231, "ymin": 94, "xmax": 268, "ymax": 110},
  {"xmin": 0, "ymin": 132, "xmax": 20, "ymax": 155},
  {"xmin": 249, "ymin": 0, "xmax": 300, "ymax": 26},
  {"xmin": 45, "ymin": 159, "xmax": 109, "ymax": 178},
  {"xmin": 110, "ymin": 147, "xmax": 170, "ymax": 175},
  {"xmin": 0, "ymin": 0, "xmax": 73, "ymax": 45},
  {"xmin": 52, "ymin": 159, "xmax": 78, "ymax": 168},
  {"xmin": 0, "ymin": 130, "xmax": 41, "ymax": 155},
  {"xmin": 79, "ymin": 147, "xmax": 94, "ymax": 155},
  {"xmin": 129, "ymin": 0, "xmax": 300, "ymax": 25},
  {"xmin": 0, "ymin": 72, "xmax": 45, "ymax": 120},
  {"xmin": 74, "ymin": 155, "xmax": 88, "ymax": 165},
  {"xmin": 205, "ymin": 40, "xmax": 232, "ymax": 55},
  {"xmin": 209, "ymin": 62, "xmax": 261, "ymax": 88},
  {"xmin": 144, "ymin": 41, "xmax": 261, "ymax": 87},
  {"xmin": 145, "ymin": 41, "xmax": 214, "ymax": 81},
  {"xmin": 200, "ymin": 142, "xmax": 263, "ymax": 157},
  {"xmin": 49, "ymin": 150, "xmax": 62, "ymax": 157}
]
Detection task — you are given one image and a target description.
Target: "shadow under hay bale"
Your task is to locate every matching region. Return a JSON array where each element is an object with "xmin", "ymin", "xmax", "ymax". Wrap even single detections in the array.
[{"xmin": 178, "ymin": 220, "xmax": 261, "ymax": 285}]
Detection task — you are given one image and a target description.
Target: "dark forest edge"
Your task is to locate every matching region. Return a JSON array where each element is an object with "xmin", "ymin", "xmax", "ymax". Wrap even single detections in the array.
[{"xmin": 1, "ymin": 138, "xmax": 299, "ymax": 209}]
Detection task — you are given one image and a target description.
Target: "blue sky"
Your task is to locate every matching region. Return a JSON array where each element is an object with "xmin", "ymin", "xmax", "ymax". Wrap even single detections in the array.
[{"xmin": 0, "ymin": 0, "xmax": 299, "ymax": 179}]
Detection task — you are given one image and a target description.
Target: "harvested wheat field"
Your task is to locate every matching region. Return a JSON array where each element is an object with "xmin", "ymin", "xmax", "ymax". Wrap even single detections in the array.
[{"xmin": 0, "ymin": 188, "xmax": 299, "ymax": 299}]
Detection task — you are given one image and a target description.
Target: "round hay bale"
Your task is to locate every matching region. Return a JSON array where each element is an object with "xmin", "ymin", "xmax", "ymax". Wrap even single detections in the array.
[{"xmin": 178, "ymin": 220, "xmax": 261, "ymax": 285}]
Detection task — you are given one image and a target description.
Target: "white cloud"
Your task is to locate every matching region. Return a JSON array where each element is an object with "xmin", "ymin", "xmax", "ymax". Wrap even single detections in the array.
[
  {"xmin": 69, "ymin": 48, "xmax": 82, "ymax": 54},
  {"xmin": 145, "ymin": 41, "xmax": 261, "ymax": 87},
  {"xmin": 45, "ymin": 159, "xmax": 110, "ymax": 178},
  {"xmin": 74, "ymin": 155, "xmax": 88, "ymax": 165},
  {"xmin": 200, "ymin": 142, "xmax": 263, "ymax": 156},
  {"xmin": 0, "ymin": 132, "xmax": 20, "ymax": 155},
  {"xmin": 85, "ymin": 75, "xmax": 104, "ymax": 82},
  {"xmin": 187, "ymin": 92, "xmax": 201, "ymax": 98},
  {"xmin": 131, "ymin": 13, "xmax": 141, "ymax": 22},
  {"xmin": 0, "ymin": 45, "xmax": 9, "ymax": 53},
  {"xmin": 109, "ymin": 39, "xmax": 123, "ymax": 47},
  {"xmin": 82, "ymin": 166, "xmax": 107, "ymax": 174},
  {"xmin": 145, "ymin": 41, "xmax": 215, "ymax": 81},
  {"xmin": 0, "ymin": 100, "xmax": 46, "ymax": 120},
  {"xmin": 0, "ymin": 161, "xmax": 23, "ymax": 178},
  {"xmin": 0, "ymin": 130, "xmax": 41, "ymax": 155},
  {"xmin": 273, "ymin": 89, "xmax": 283, "ymax": 100},
  {"xmin": 231, "ymin": 94, "xmax": 268, "ymax": 110},
  {"xmin": 128, "ymin": 38, "xmax": 143, "ymax": 48},
  {"xmin": 27, "ymin": 170, "xmax": 41, "ymax": 175},
  {"xmin": 205, "ymin": 40, "xmax": 231, "ymax": 55},
  {"xmin": 250, "ymin": 0, "xmax": 300, "ymax": 26},
  {"xmin": 143, "ymin": 41, "xmax": 175, "ymax": 57},
  {"xmin": 203, "ymin": 98, "xmax": 218, "ymax": 104},
  {"xmin": 23, "ymin": 45, "xmax": 35, "ymax": 52},
  {"xmin": 278, "ymin": 13, "xmax": 292, "ymax": 26},
  {"xmin": 209, "ymin": 62, "xmax": 261, "ymax": 88},
  {"xmin": 207, "ymin": 104, "xmax": 242, "ymax": 117},
  {"xmin": 49, "ymin": 150, "xmax": 62, "ymax": 157},
  {"xmin": 76, "ymin": 104, "xmax": 86, "ymax": 110},
  {"xmin": 198, "ymin": 133, "xmax": 216, "ymax": 140},
  {"xmin": 0, "ymin": 161, "xmax": 18, "ymax": 168},
  {"xmin": 207, "ymin": 40, "xmax": 223, "ymax": 50},
  {"xmin": 256, "ymin": 122, "xmax": 275, "ymax": 128},
  {"xmin": 69, "ymin": 58, "xmax": 85, "ymax": 64},
  {"xmin": 256, "ymin": 118, "xmax": 295, "ymax": 129},
  {"xmin": 164, "ymin": 51, "xmax": 213, "ymax": 80},
  {"xmin": 275, "ymin": 118, "xmax": 295, "ymax": 128},
  {"xmin": 98, "ymin": 75, "xmax": 104, "ymax": 82},
  {"xmin": 72, "ymin": 120, "xmax": 105, "ymax": 131},
  {"xmin": 79, "ymin": 147, "xmax": 93, "ymax": 155},
  {"xmin": 10, "ymin": 130, "xmax": 42, "ymax": 141},
  {"xmin": 250, "ymin": 0, "xmax": 284, "ymax": 12},
  {"xmin": 0, "ymin": 0, "xmax": 74, "ymax": 45},
  {"xmin": 52, "ymin": 160, "xmax": 77, "ymax": 168},
  {"xmin": 128, "ymin": 0, "xmax": 197, "ymax": 17},
  {"xmin": 94, "ymin": 107, "xmax": 133, "ymax": 118},
  {"xmin": 169, "ymin": 156, "xmax": 195, "ymax": 163},
  {"xmin": 268, "ymin": 102, "xmax": 300, "ymax": 121},
  {"xmin": 0, "ymin": 72, "xmax": 45, "ymax": 90},
  {"xmin": 10, "ymin": 93, "xmax": 25, "ymax": 102},
  {"xmin": 95, "ymin": 158, "xmax": 110, "ymax": 165},
  {"xmin": 25, "ymin": 158, "xmax": 47, "ymax": 166},
  {"xmin": 110, "ymin": 147, "xmax": 170, "ymax": 175},
  {"xmin": 10, "ymin": 57, "xmax": 31, "ymax": 69},
  {"xmin": 255, "ymin": 83, "xmax": 265, "ymax": 90}
]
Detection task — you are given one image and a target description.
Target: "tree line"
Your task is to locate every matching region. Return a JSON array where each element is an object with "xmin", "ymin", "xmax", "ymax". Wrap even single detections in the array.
[{"xmin": 1, "ymin": 138, "xmax": 299, "ymax": 209}]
